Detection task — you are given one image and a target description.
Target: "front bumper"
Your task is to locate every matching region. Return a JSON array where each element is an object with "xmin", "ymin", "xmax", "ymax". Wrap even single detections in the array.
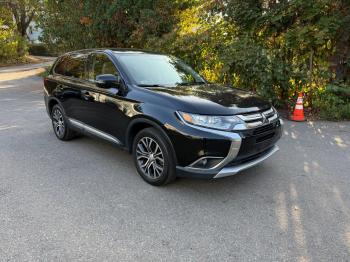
[
  {"xmin": 175, "ymin": 118, "xmax": 282, "ymax": 179},
  {"xmin": 213, "ymin": 145, "xmax": 279, "ymax": 178}
]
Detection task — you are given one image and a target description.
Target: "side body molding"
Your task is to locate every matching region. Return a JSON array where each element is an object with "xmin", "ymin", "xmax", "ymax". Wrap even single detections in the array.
[{"xmin": 68, "ymin": 118, "xmax": 122, "ymax": 146}]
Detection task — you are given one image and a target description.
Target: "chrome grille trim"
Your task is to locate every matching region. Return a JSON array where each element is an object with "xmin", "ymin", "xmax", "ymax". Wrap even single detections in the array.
[
  {"xmin": 246, "ymin": 121, "xmax": 263, "ymax": 128},
  {"xmin": 237, "ymin": 113, "xmax": 262, "ymax": 121},
  {"xmin": 262, "ymin": 108, "xmax": 274, "ymax": 116},
  {"xmin": 268, "ymin": 114, "xmax": 278, "ymax": 122},
  {"xmin": 235, "ymin": 107, "xmax": 279, "ymax": 130}
]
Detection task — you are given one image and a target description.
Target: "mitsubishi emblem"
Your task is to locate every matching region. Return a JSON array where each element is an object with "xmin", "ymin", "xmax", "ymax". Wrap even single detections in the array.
[{"xmin": 261, "ymin": 113, "xmax": 268, "ymax": 123}]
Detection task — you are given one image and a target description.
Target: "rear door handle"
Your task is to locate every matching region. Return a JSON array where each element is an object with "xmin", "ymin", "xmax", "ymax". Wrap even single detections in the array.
[{"xmin": 81, "ymin": 90, "xmax": 94, "ymax": 101}]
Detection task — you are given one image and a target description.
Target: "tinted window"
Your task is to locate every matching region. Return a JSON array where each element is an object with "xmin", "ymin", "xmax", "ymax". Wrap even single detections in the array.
[
  {"xmin": 53, "ymin": 54, "xmax": 86, "ymax": 79},
  {"xmin": 65, "ymin": 54, "xmax": 87, "ymax": 79},
  {"xmin": 53, "ymin": 56, "xmax": 67, "ymax": 75},
  {"xmin": 88, "ymin": 53, "xmax": 118, "ymax": 81},
  {"xmin": 116, "ymin": 53, "xmax": 205, "ymax": 86}
]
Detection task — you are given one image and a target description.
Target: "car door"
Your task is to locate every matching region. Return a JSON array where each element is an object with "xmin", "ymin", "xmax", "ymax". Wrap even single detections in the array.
[
  {"xmin": 52, "ymin": 53, "xmax": 90, "ymax": 121},
  {"xmin": 80, "ymin": 52, "xmax": 129, "ymax": 143}
]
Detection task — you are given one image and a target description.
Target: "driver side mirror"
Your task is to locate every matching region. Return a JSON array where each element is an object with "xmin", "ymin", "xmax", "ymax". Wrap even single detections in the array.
[{"xmin": 95, "ymin": 74, "xmax": 121, "ymax": 89}]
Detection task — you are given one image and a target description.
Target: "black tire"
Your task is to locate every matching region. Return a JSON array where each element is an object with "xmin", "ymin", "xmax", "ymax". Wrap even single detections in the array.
[
  {"xmin": 51, "ymin": 104, "xmax": 77, "ymax": 141},
  {"xmin": 132, "ymin": 127, "xmax": 176, "ymax": 186}
]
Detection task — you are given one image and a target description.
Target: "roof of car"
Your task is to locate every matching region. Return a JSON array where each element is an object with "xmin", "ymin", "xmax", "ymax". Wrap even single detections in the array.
[{"xmin": 65, "ymin": 48, "xmax": 162, "ymax": 55}]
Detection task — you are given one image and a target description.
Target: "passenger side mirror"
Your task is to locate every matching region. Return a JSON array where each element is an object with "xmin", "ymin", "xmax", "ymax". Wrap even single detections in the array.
[{"xmin": 95, "ymin": 74, "xmax": 121, "ymax": 89}]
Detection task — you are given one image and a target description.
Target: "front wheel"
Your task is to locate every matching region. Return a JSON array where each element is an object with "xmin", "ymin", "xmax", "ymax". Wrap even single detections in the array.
[{"xmin": 132, "ymin": 128, "xmax": 176, "ymax": 186}]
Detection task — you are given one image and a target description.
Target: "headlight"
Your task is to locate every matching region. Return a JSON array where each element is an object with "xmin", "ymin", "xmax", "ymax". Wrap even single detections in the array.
[{"xmin": 177, "ymin": 111, "xmax": 244, "ymax": 131}]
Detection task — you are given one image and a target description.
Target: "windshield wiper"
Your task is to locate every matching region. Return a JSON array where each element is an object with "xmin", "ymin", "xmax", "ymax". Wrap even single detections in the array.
[
  {"xmin": 138, "ymin": 82, "xmax": 206, "ymax": 87},
  {"xmin": 176, "ymin": 81, "xmax": 206, "ymax": 86},
  {"xmin": 137, "ymin": 84, "xmax": 163, "ymax": 87}
]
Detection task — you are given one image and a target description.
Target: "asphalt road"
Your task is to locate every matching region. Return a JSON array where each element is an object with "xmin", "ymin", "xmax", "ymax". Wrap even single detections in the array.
[{"xmin": 0, "ymin": 67, "xmax": 350, "ymax": 262}]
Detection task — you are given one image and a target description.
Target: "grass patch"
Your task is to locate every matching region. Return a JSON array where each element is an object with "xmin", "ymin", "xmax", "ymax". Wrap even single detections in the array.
[{"xmin": 38, "ymin": 66, "xmax": 50, "ymax": 77}]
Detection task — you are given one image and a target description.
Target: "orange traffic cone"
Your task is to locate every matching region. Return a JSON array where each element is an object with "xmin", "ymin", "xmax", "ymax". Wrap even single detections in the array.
[{"xmin": 291, "ymin": 93, "xmax": 305, "ymax": 121}]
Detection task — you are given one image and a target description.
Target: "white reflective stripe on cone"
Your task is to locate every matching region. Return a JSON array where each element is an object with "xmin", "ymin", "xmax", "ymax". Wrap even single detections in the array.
[{"xmin": 295, "ymin": 104, "xmax": 303, "ymax": 110}]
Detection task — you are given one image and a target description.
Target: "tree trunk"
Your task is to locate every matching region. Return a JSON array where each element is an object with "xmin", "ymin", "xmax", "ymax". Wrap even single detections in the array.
[{"xmin": 8, "ymin": 1, "xmax": 34, "ymax": 57}]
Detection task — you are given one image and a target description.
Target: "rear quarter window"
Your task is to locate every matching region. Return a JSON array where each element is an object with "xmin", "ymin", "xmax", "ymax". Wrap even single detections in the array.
[
  {"xmin": 53, "ymin": 56, "xmax": 67, "ymax": 75},
  {"xmin": 53, "ymin": 53, "xmax": 87, "ymax": 79}
]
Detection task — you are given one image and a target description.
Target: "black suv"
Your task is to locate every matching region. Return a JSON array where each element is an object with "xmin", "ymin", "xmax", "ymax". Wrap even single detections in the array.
[{"xmin": 44, "ymin": 49, "xmax": 282, "ymax": 185}]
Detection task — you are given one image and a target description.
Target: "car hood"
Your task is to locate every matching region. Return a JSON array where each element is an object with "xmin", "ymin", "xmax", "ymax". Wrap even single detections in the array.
[{"xmin": 146, "ymin": 84, "xmax": 271, "ymax": 115}]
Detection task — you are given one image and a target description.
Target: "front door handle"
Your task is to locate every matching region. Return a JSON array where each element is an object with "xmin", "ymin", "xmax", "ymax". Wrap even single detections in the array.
[{"xmin": 81, "ymin": 90, "xmax": 94, "ymax": 101}]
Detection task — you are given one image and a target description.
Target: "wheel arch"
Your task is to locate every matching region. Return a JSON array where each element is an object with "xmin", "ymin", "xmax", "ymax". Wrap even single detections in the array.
[
  {"xmin": 126, "ymin": 117, "xmax": 178, "ymax": 165},
  {"xmin": 47, "ymin": 98, "xmax": 64, "ymax": 117}
]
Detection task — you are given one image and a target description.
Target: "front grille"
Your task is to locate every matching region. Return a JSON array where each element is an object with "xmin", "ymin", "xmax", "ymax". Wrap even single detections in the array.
[
  {"xmin": 256, "ymin": 132, "xmax": 275, "ymax": 143},
  {"xmin": 237, "ymin": 107, "xmax": 278, "ymax": 130},
  {"xmin": 253, "ymin": 123, "xmax": 274, "ymax": 135},
  {"xmin": 234, "ymin": 109, "xmax": 282, "ymax": 161}
]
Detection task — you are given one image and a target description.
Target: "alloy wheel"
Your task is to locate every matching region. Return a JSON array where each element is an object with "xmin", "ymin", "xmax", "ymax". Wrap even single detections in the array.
[
  {"xmin": 136, "ymin": 137, "xmax": 165, "ymax": 179},
  {"xmin": 52, "ymin": 108, "xmax": 65, "ymax": 138}
]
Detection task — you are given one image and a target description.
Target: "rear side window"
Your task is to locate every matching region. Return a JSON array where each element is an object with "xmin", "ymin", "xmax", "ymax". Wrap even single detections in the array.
[
  {"xmin": 53, "ymin": 53, "xmax": 87, "ymax": 79},
  {"xmin": 65, "ymin": 54, "xmax": 86, "ymax": 79}
]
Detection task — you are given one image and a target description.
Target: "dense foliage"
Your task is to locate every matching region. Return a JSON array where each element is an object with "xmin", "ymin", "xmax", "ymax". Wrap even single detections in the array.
[
  {"xmin": 7, "ymin": 0, "xmax": 350, "ymax": 118},
  {"xmin": 0, "ymin": 7, "xmax": 19, "ymax": 62},
  {"xmin": 148, "ymin": 0, "xmax": 350, "ymax": 117},
  {"xmin": 39, "ymin": 0, "xmax": 177, "ymax": 51},
  {"xmin": 0, "ymin": 21, "xmax": 18, "ymax": 62},
  {"xmin": 0, "ymin": 0, "xmax": 42, "ymax": 60}
]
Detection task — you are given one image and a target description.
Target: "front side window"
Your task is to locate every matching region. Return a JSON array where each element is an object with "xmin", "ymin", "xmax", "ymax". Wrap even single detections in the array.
[
  {"xmin": 115, "ymin": 53, "xmax": 205, "ymax": 86},
  {"xmin": 88, "ymin": 53, "xmax": 119, "ymax": 81}
]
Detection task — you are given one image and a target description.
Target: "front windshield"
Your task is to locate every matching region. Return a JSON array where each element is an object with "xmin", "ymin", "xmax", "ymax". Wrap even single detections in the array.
[{"xmin": 115, "ymin": 53, "xmax": 206, "ymax": 87}]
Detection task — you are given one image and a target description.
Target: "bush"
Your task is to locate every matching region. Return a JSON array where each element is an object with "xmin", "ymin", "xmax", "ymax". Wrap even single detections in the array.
[
  {"xmin": 39, "ymin": 66, "xmax": 51, "ymax": 78},
  {"xmin": 28, "ymin": 43, "xmax": 50, "ymax": 56},
  {"xmin": 0, "ymin": 22, "xmax": 18, "ymax": 62},
  {"xmin": 314, "ymin": 83, "xmax": 350, "ymax": 120}
]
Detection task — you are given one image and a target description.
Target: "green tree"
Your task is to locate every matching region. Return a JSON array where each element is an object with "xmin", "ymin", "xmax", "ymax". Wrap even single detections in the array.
[
  {"xmin": 0, "ymin": 6, "xmax": 18, "ymax": 62},
  {"xmin": 1, "ymin": 0, "xmax": 42, "ymax": 56},
  {"xmin": 39, "ymin": 0, "xmax": 177, "ymax": 53}
]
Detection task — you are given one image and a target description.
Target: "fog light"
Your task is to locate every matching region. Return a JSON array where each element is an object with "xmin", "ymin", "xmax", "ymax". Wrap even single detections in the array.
[{"xmin": 190, "ymin": 157, "xmax": 224, "ymax": 169}]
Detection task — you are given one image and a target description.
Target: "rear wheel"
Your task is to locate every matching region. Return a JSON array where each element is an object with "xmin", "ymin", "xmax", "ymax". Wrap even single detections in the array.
[
  {"xmin": 51, "ymin": 104, "xmax": 77, "ymax": 141},
  {"xmin": 133, "ymin": 128, "xmax": 176, "ymax": 186}
]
